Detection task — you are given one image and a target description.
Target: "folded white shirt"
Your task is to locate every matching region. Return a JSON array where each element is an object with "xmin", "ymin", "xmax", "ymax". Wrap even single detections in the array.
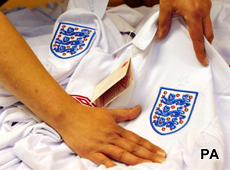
[{"xmin": 1, "ymin": 0, "xmax": 230, "ymax": 169}]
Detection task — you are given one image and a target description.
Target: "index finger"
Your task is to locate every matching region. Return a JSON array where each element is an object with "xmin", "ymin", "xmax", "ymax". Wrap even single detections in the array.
[
  {"xmin": 120, "ymin": 128, "xmax": 166, "ymax": 158},
  {"xmin": 156, "ymin": 4, "xmax": 173, "ymax": 39},
  {"xmin": 185, "ymin": 16, "xmax": 209, "ymax": 66}
]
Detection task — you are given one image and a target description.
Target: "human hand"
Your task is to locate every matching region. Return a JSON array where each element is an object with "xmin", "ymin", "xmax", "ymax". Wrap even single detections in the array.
[
  {"xmin": 0, "ymin": 11, "xmax": 166, "ymax": 168},
  {"xmin": 155, "ymin": 0, "xmax": 214, "ymax": 66},
  {"xmin": 57, "ymin": 104, "xmax": 166, "ymax": 168}
]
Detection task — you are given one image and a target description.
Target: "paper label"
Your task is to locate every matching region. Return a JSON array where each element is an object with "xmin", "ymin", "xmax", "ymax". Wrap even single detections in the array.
[{"xmin": 92, "ymin": 58, "xmax": 134, "ymax": 107}]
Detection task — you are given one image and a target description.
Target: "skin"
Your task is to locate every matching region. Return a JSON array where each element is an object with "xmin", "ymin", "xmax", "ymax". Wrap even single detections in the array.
[
  {"xmin": 155, "ymin": 0, "xmax": 214, "ymax": 66},
  {"xmin": 0, "ymin": 0, "xmax": 213, "ymax": 167},
  {"xmin": 0, "ymin": 12, "xmax": 165, "ymax": 168}
]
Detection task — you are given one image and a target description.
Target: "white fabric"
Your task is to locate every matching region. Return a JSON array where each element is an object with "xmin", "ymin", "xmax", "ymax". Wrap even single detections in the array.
[
  {"xmin": 0, "ymin": 0, "xmax": 230, "ymax": 170},
  {"xmin": 46, "ymin": 7, "xmax": 123, "ymax": 82},
  {"xmin": 63, "ymin": 10, "xmax": 226, "ymax": 170},
  {"xmin": 106, "ymin": 4, "xmax": 144, "ymax": 29},
  {"xmin": 66, "ymin": 0, "xmax": 108, "ymax": 19},
  {"xmin": 0, "ymin": 105, "xmax": 37, "ymax": 169},
  {"xmin": 211, "ymin": 0, "xmax": 230, "ymax": 66}
]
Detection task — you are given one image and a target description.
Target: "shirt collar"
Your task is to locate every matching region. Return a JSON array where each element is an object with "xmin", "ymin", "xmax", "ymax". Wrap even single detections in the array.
[{"xmin": 132, "ymin": 11, "xmax": 159, "ymax": 50}]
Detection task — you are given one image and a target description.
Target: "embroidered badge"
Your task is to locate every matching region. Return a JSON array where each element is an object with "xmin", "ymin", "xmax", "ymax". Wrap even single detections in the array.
[
  {"xmin": 50, "ymin": 22, "xmax": 96, "ymax": 59},
  {"xmin": 150, "ymin": 87, "xmax": 198, "ymax": 135},
  {"xmin": 70, "ymin": 95, "xmax": 96, "ymax": 107}
]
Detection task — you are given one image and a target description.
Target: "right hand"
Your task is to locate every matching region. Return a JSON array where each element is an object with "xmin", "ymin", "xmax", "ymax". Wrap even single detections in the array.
[
  {"xmin": 156, "ymin": 0, "xmax": 214, "ymax": 66},
  {"xmin": 57, "ymin": 104, "xmax": 166, "ymax": 168}
]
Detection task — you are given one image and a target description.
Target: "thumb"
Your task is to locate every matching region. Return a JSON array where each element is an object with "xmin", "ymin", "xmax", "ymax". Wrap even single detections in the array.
[
  {"xmin": 155, "ymin": 6, "xmax": 173, "ymax": 39},
  {"xmin": 109, "ymin": 105, "xmax": 142, "ymax": 122}
]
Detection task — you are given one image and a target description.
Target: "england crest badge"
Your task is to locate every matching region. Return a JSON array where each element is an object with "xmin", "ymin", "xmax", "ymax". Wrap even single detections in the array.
[
  {"xmin": 150, "ymin": 87, "xmax": 198, "ymax": 135},
  {"xmin": 50, "ymin": 22, "xmax": 96, "ymax": 59}
]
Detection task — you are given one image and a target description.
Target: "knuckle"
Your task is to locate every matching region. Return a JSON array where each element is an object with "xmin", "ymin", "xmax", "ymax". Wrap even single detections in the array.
[
  {"xmin": 191, "ymin": 34, "xmax": 204, "ymax": 43},
  {"xmin": 149, "ymin": 153, "xmax": 158, "ymax": 162},
  {"xmin": 98, "ymin": 157, "xmax": 108, "ymax": 166},
  {"xmin": 190, "ymin": 8, "xmax": 202, "ymax": 19},
  {"xmin": 136, "ymin": 136, "xmax": 146, "ymax": 146},
  {"xmin": 158, "ymin": 20, "xmax": 170, "ymax": 32},
  {"xmin": 130, "ymin": 144, "xmax": 140, "ymax": 153},
  {"xmin": 106, "ymin": 132, "xmax": 119, "ymax": 141},
  {"xmin": 118, "ymin": 150, "xmax": 127, "ymax": 160},
  {"xmin": 191, "ymin": 1, "xmax": 211, "ymax": 17}
]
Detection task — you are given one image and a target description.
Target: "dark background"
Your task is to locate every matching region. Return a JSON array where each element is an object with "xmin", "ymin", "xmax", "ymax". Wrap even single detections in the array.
[{"xmin": 0, "ymin": 0, "xmax": 7, "ymax": 7}]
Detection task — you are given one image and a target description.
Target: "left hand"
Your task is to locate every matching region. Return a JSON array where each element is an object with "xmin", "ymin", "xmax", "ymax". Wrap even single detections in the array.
[
  {"xmin": 56, "ymin": 104, "xmax": 166, "ymax": 168},
  {"xmin": 155, "ymin": 0, "xmax": 214, "ymax": 66}
]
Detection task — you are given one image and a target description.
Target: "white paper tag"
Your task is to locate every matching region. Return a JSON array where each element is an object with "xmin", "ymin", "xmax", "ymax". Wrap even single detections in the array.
[{"xmin": 92, "ymin": 58, "xmax": 134, "ymax": 107}]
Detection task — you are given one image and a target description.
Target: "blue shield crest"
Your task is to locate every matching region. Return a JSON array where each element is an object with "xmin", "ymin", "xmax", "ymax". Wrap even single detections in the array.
[
  {"xmin": 150, "ymin": 87, "xmax": 198, "ymax": 135},
  {"xmin": 50, "ymin": 22, "xmax": 96, "ymax": 59}
]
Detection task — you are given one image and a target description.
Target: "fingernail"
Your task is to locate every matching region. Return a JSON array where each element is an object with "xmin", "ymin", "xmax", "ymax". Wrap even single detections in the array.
[
  {"xmin": 134, "ymin": 105, "xmax": 142, "ymax": 111},
  {"xmin": 155, "ymin": 157, "xmax": 166, "ymax": 163},
  {"xmin": 155, "ymin": 29, "xmax": 161, "ymax": 39},
  {"xmin": 203, "ymin": 57, "xmax": 209, "ymax": 66},
  {"xmin": 157, "ymin": 150, "xmax": 166, "ymax": 158}
]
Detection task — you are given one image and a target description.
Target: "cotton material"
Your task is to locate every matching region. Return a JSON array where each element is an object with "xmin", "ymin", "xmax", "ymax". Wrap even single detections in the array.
[{"xmin": 0, "ymin": 0, "xmax": 230, "ymax": 170}]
